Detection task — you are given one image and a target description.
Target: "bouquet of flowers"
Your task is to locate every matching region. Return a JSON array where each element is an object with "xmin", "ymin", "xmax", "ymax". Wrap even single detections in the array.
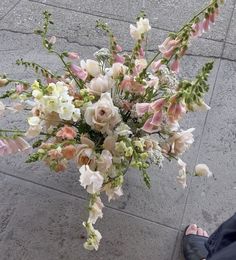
[{"xmin": 0, "ymin": 0, "xmax": 224, "ymax": 250}]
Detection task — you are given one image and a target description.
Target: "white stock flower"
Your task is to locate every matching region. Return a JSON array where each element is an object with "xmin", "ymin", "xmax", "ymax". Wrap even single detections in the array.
[
  {"xmin": 195, "ymin": 164, "xmax": 212, "ymax": 177},
  {"xmin": 72, "ymin": 108, "xmax": 81, "ymax": 122},
  {"xmin": 114, "ymin": 123, "xmax": 132, "ymax": 136},
  {"xmin": 88, "ymin": 75, "xmax": 112, "ymax": 96},
  {"xmin": 79, "ymin": 165, "xmax": 104, "ymax": 194},
  {"xmin": 88, "ymin": 196, "xmax": 104, "ymax": 224},
  {"xmin": 83, "ymin": 222, "xmax": 102, "ymax": 251},
  {"xmin": 28, "ymin": 116, "xmax": 40, "ymax": 126},
  {"xmin": 84, "ymin": 93, "xmax": 121, "ymax": 134},
  {"xmin": 58, "ymin": 103, "xmax": 75, "ymax": 120},
  {"xmin": 81, "ymin": 59, "xmax": 101, "ymax": 77},
  {"xmin": 177, "ymin": 158, "xmax": 187, "ymax": 189},
  {"xmin": 26, "ymin": 116, "xmax": 42, "ymax": 138}
]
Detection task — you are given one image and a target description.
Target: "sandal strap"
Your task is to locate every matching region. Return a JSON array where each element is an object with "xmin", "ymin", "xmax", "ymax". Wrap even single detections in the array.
[{"xmin": 183, "ymin": 234, "xmax": 209, "ymax": 260}]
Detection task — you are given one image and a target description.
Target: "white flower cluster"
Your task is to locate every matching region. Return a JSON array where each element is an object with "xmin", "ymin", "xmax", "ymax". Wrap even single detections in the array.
[{"xmin": 33, "ymin": 81, "xmax": 81, "ymax": 121}]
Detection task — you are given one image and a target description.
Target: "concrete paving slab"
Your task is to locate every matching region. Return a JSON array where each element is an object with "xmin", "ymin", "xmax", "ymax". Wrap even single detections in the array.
[
  {"xmin": 0, "ymin": 172, "xmax": 178, "ymax": 260},
  {"xmin": 182, "ymin": 60, "xmax": 236, "ymax": 234},
  {"xmin": 0, "ymin": 0, "xmax": 224, "ymax": 57},
  {"xmin": 28, "ymin": 0, "xmax": 234, "ymax": 42},
  {"xmin": 225, "ymin": 6, "xmax": 236, "ymax": 44},
  {"xmin": 0, "ymin": 0, "xmax": 20, "ymax": 20},
  {"xmin": 222, "ymin": 42, "xmax": 236, "ymax": 62}
]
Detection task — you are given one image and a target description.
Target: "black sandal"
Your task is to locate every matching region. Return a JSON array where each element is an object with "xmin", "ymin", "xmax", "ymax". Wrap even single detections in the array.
[{"xmin": 182, "ymin": 225, "xmax": 209, "ymax": 260}]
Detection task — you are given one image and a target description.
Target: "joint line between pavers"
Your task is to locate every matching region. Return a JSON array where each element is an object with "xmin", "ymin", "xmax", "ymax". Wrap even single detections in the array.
[{"xmin": 0, "ymin": 0, "xmax": 22, "ymax": 23}]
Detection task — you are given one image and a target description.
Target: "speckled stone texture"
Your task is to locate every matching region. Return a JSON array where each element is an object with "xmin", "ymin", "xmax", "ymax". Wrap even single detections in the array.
[{"xmin": 0, "ymin": 1, "xmax": 235, "ymax": 260}]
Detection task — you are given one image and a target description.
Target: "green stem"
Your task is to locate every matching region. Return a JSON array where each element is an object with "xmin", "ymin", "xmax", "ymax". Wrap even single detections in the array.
[
  {"xmin": 8, "ymin": 79, "xmax": 30, "ymax": 86},
  {"xmin": 52, "ymin": 50, "xmax": 83, "ymax": 89}
]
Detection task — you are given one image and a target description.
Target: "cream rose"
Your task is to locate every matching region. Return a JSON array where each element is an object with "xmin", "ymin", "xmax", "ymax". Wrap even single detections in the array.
[
  {"xmin": 81, "ymin": 59, "xmax": 100, "ymax": 77},
  {"xmin": 87, "ymin": 75, "xmax": 112, "ymax": 96},
  {"xmin": 84, "ymin": 93, "xmax": 121, "ymax": 134}
]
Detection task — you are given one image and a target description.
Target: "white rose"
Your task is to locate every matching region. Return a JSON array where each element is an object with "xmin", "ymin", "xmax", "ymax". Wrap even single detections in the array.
[
  {"xmin": 88, "ymin": 196, "xmax": 104, "ymax": 224},
  {"xmin": 195, "ymin": 164, "xmax": 212, "ymax": 177},
  {"xmin": 84, "ymin": 93, "xmax": 121, "ymax": 134},
  {"xmin": 88, "ymin": 75, "xmax": 112, "ymax": 96},
  {"xmin": 81, "ymin": 59, "xmax": 101, "ymax": 77},
  {"xmin": 79, "ymin": 165, "xmax": 104, "ymax": 194}
]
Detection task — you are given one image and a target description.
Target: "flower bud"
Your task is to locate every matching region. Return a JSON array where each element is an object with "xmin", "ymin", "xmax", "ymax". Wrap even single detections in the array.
[{"xmin": 0, "ymin": 78, "xmax": 8, "ymax": 87}]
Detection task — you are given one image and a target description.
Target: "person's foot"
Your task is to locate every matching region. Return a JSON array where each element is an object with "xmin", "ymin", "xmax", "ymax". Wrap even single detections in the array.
[
  {"xmin": 186, "ymin": 224, "xmax": 209, "ymax": 238},
  {"xmin": 182, "ymin": 224, "xmax": 209, "ymax": 260}
]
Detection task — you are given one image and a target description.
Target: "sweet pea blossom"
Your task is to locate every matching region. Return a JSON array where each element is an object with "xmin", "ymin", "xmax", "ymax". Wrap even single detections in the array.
[
  {"xmin": 79, "ymin": 165, "xmax": 104, "ymax": 194},
  {"xmin": 195, "ymin": 164, "xmax": 212, "ymax": 177},
  {"xmin": 88, "ymin": 196, "xmax": 104, "ymax": 224}
]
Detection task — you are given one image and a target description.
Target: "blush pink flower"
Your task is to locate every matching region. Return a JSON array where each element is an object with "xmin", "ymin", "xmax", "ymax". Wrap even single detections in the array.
[
  {"xmin": 136, "ymin": 103, "xmax": 150, "ymax": 116},
  {"xmin": 48, "ymin": 148, "xmax": 63, "ymax": 160},
  {"xmin": 67, "ymin": 52, "xmax": 80, "ymax": 60},
  {"xmin": 150, "ymin": 98, "xmax": 166, "ymax": 111},
  {"xmin": 114, "ymin": 54, "xmax": 125, "ymax": 64},
  {"xmin": 116, "ymin": 44, "xmax": 122, "ymax": 52},
  {"xmin": 56, "ymin": 125, "xmax": 77, "ymax": 140},
  {"xmin": 70, "ymin": 64, "xmax": 88, "ymax": 81},
  {"xmin": 16, "ymin": 84, "xmax": 25, "ymax": 94},
  {"xmin": 191, "ymin": 22, "xmax": 203, "ymax": 38},
  {"xmin": 151, "ymin": 59, "xmax": 163, "ymax": 72},
  {"xmin": 0, "ymin": 140, "xmax": 8, "ymax": 156},
  {"xmin": 202, "ymin": 17, "xmax": 210, "ymax": 32},
  {"xmin": 170, "ymin": 59, "xmax": 180, "ymax": 73},
  {"xmin": 62, "ymin": 145, "xmax": 77, "ymax": 160},
  {"xmin": 168, "ymin": 102, "xmax": 186, "ymax": 122}
]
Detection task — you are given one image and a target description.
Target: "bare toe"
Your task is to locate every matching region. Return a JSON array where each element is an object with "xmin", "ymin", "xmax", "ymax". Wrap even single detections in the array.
[
  {"xmin": 197, "ymin": 228, "xmax": 204, "ymax": 236},
  {"xmin": 203, "ymin": 230, "xmax": 209, "ymax": 237},
  {"xmin": 186, "ymin": 224, "xmax": 198, "ymax": 235}
]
